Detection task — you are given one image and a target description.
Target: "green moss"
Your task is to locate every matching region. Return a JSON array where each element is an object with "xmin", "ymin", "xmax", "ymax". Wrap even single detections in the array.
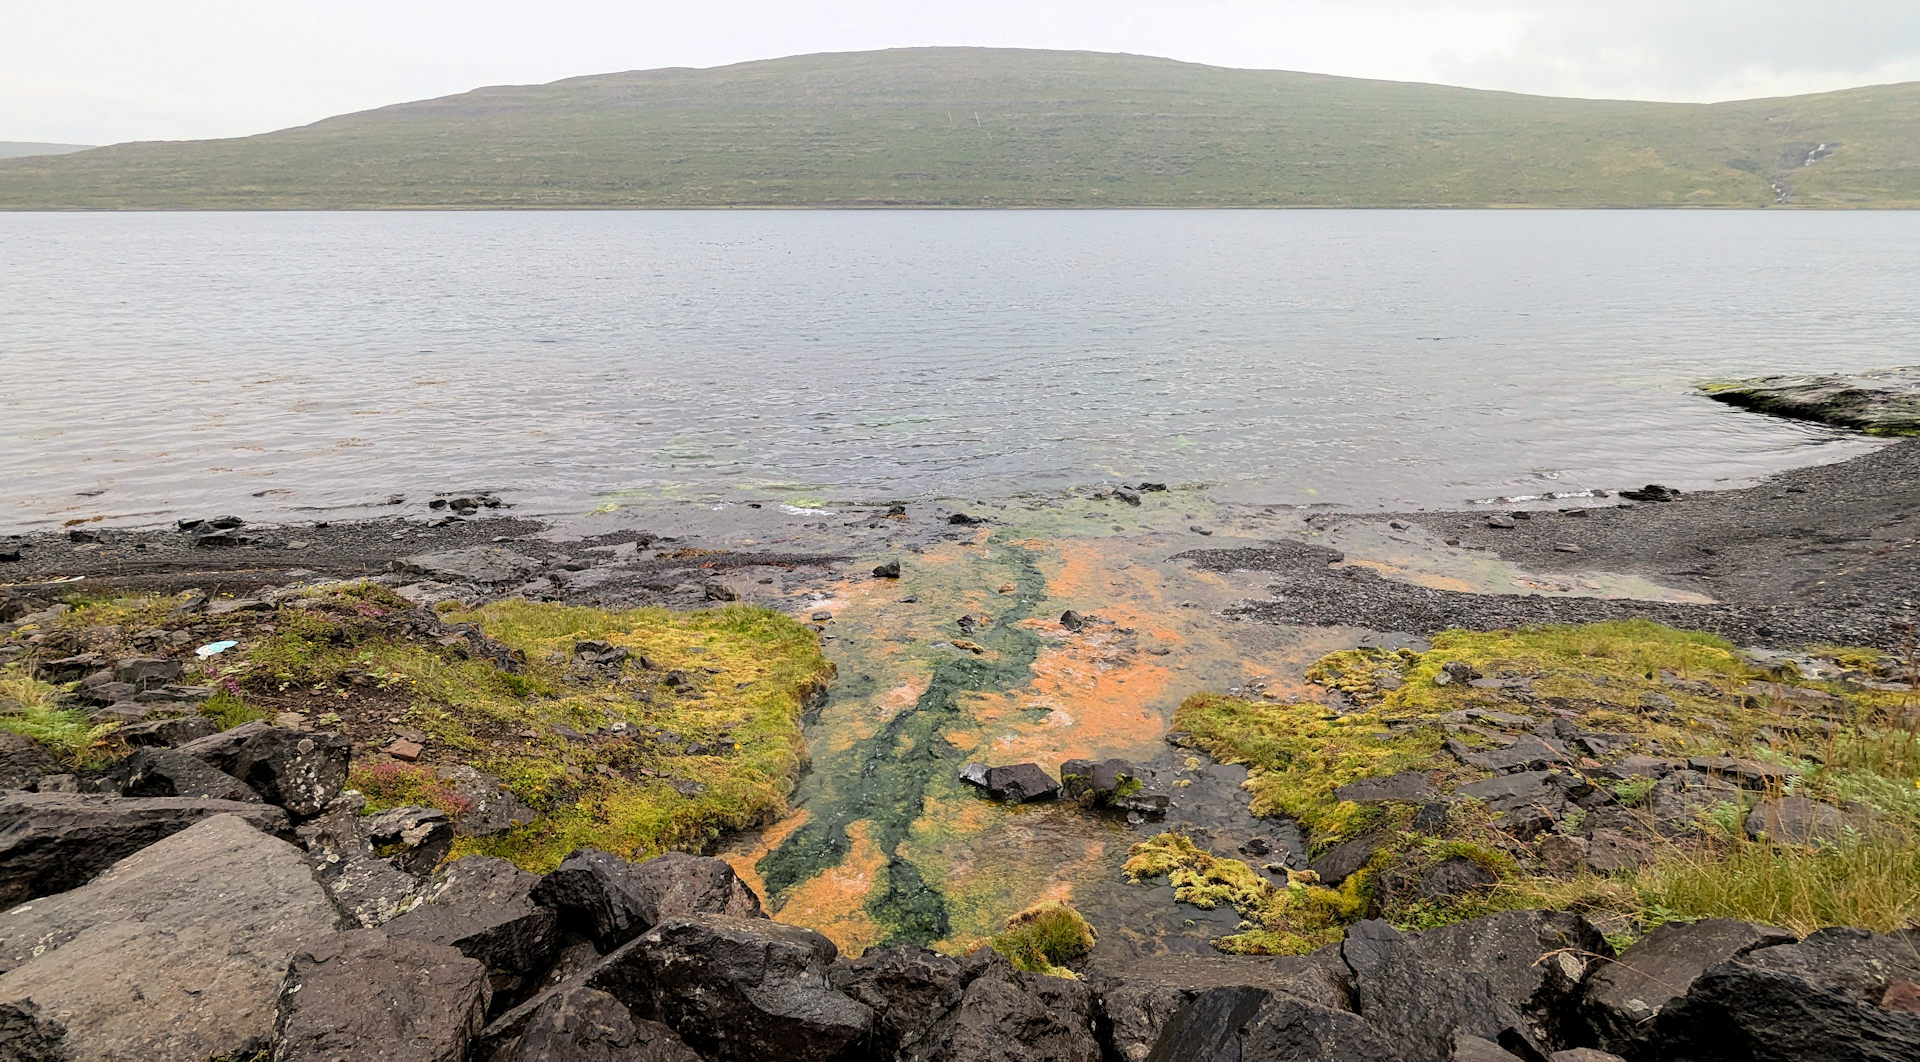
[
  {"xmin": 0, "ymin": 667, "xmax": 118, "ymax": 767},
  {"xmin": 200, "ymin": 690, "xmax": 270, "ymax": 730},
  {"xmin": 1170, "ymin": 693, "xmax": 1443, "ymax": 843},
  {"xmin": 989, "ymin": 901, "xmax": 1098, "ymax": 977}
]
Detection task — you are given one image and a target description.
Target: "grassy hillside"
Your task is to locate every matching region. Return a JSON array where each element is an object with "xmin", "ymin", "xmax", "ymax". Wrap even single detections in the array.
[
  {"xmin": 2, "ymin": 48, "xmax": 1916, "ymax": 209},
  {"xmin": 0, "ymin": 142, "xmax": 92, "ymax": 160}
]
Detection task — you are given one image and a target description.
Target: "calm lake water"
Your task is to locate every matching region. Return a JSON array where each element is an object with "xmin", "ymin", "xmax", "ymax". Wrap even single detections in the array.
[{"xmin": 3, "ymin": 210, "xmax": 1914, "ymax": 531}]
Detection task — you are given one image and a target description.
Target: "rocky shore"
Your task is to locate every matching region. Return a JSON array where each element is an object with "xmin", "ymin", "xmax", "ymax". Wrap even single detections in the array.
[{"xmin": 5, "ymin": 429, "xmax": 1920, "ymax": 1060}]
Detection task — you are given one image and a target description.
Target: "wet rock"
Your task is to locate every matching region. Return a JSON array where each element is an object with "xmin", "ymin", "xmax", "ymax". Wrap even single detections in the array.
[
  {"xmin": 1653, "ymin": 926, "xmax": 1920, "ymax": 1061},
  {"xmin": 191, "ymin": 528, "xmax": 254, "ymax": 548},
  {"xmin": 0, "ymin": 732, "xmax": 60, "ymax": 791},
  {"xmin": 401, "ymin": 546, "xmax": 541, "ymax": 586},
  {"xmin": 1617, "ymin": 484, "xmax": 1680, "ymax": 503},
  {"xmin": 116, "ymin": 714, "xmax": 219, "ymax": 747},
  {"xmin": 1060, "ymin": 757, "xmax": 1167, "ymax": 815},
  {"xmin": 272, "ymin": 928, "xmax": 491, "ymax": 1062},
  {"xmin": 1702, "ymin": 368, "xmax": 1920, "ymax": 435},
  {"xmin": 948, "ymin": 513, "xmax": 985, "ymax": 525},
  {"xmin": 1401, "ymin": 909, "xmax": 1606, "ymax": 1050},
  {"xmin": 1310, "ymin": 832, "xmax": 1386, "ymax": 887},
  {"xmin": 1060, "ymin": 609, "xmax": 1087, "ymax": 632},
  {"xmin": 1334, "ymin": 771, "xmax": 1439, "ymax": 804},
  {"xmin": 174, "ymin": 719, "xmax": 350, "ymax": 816},
  {"xmin": 829, "ymin": 945, "xmax": 972, "ymax": 1057},
  {"xmin": 497, "ymin": 984, "xmax": 701, "ymax": 1062},
  {"xmin": 532, "ymin": 848, "xmax": 664, "ymax": 951},
  {"xmin": 628, "ymin": 850, "xmax": 766, "ymax": 920},
  {"xmin": 1583, "ymin": 918, "xmax": 1795, "ymax": 1056},
  {"xmin": 0, "ymin": 792, "xmax": 287, "ymax": 906},
  {"xmin": 386, "ymin": 857, "xmax": 559, "ymax": 1003},
  {"xmin": 959, "ymin": 762, "xmax": 1060, "ymax": 803},
  {"xmin": 0, "ymin": 815, "xmax": 337, "ymax": 1060},
  {"xmin": 903, "ymin": 949, "xmax": 1101, "ymax": 1062},
  {"xmin": 1453, "ymin": 770, "xmax": 1577, "ymax": 819},
  {"xmin": 1743, "ymin": 795, "xmax": 1853, "ymax": 844},
  {"xmin": 586, "ymin": 915, "xmax": 871, "ymax": 1062},
  {"xmin": 874, "ymin": 559, "xmax": 902, "ymax": 579},
  {"xmin": 1341, "ymin": 918, "xmax": 1543, "ymax": 1062},
  {"xmin": 116, "ymin": 747, "xmax": 264, "ymax": 802}
]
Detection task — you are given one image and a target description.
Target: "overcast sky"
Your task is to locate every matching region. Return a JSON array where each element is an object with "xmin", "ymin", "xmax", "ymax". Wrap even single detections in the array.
[{"xmin": 6, "ymin": 1, "xmax": 1920, "ymax": 145}]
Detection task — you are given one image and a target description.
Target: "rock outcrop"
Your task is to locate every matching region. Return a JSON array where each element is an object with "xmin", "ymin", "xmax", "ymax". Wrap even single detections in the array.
[{"xmin": 0, "ymin": 791, "xmax": 287, "ymax": 906}]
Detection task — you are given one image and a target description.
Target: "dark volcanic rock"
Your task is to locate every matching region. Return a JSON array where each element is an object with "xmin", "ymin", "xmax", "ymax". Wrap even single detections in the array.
[
  {"xmin": 116, "ymin": 746, "xmax": 264, "ymax": 802},
  {"xmin": 174, "ymin": 719, "xmax": 350, "ymax": 816},
  {"xmin": 0, "ymin": 791, "xmax": 287, "ymax": 906},
  {"xmin": 532, "ymin": 848, "xmax": 664, "ymax": 951},
  {"xmin": 1744, "ymin": 795, "xmax": 1852, "ymax": 844},
  {"xmin": 0, "ymin": 815, "xmax": 338, "ymax": 1060},
  {"xmin": 385, "ymin": 857, "xmax": 559, "ymax": 1002},
  {"xmin": 1341, "ymin": 918, "xmax": 1543, "ymax": 1062},
  {"xmin": 1653, "ymin": 927, "xmax": 1920, "ymax": 1061},
  {"xmin": 1094, "ymin": 949, "xmax": 1356, "ymax": 1062},
  {"xmin": 629, "ymin": 850, "xmax": 766, "ymax": 921},
  {"xmin": 110, "ymin": 657, "xmax": 182, "ymax": 690},
  {"xmin": 1582, "ymin": 918, "xmax": 1796, "ymax": 1057},
  {"xmin": 1703, "ymin": 368, "xmax": 1920, "ymax": 436},
  {"xmin": 497, "ymin": 985, "xmax": 701, "ymax": 1062},
  {"xmin": 116, "ymin": 714, "xmax": 219, "ymax": 747},
  {"xmin": 272, "ymin": 929, "xmax": 492, "ymax": 1062},
  {"xmin": 959, "ymin": 761, "xmax": 1061, "ymax": 803},
  {"xmin": 366, "ymin": 805, "xmax": 456, "ymax": 876},
  {"xmin": 0, "ymin": 1000, "xmax": 71, "ymax": 1061},
  {"xmin": 903, "ymin": 950, "xmax": 1101, "ymax": 1062},
  {"xmin": 830, "ymin": 945, "xmax": 972, "ymax": 1057},
  {"xmin": 1310, "ymin": 832, "xmax": 1386, "ymax": 887},
  {"xmin": 1400, "ymin": 909, "xmax": 1607, "ymax": 1050},
  {"xmin": 0, "ymin": 733, "xmax": 60, "ymax": 791},
  {"xmin": 587, "ymin": 915, "xmax": 870, "ymax": 1062}
]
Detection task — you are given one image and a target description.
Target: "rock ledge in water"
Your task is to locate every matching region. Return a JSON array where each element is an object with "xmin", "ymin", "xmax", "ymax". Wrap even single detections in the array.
[{"xmin": 1702, "ymin": 367, "xmax": 1920, "ymax": 436}]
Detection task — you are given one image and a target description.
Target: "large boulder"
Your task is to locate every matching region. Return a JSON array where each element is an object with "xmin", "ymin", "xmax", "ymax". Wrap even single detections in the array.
[
  {"xmin": 115, "ymin": 746, "xmax": 264, "ymax": 802},
  {"xmin": 902, "ymin": 950, "xmax": 1101, "ymax": 1062},
  {"xmin": 586, "ymin": 915, "xmax": 871, "ymax": 1062},
  {"xmin": 272, "ymin": 928, "xmax": 491, "ymax": 1062},
  {"xmin": 1236, "ymin": 993, "xmax": 1407, "ymax": 1062},
  {"xmin": 1397, "ymin": 909, "xmax": 1607, "ymax": 1049},
  {"xmin": 494, "ymin": 985, "xmax": 701, "ymax": 1062},
  {"xmin": 532, "ymin": 848, "xmax": 765, "ymax": 953},
  {"xmin": 1340, "ymin": 919, "xmax": 1542, "ymax": 1062},
  {"xmin": 385, "ymin": 856, "xmax": 560, "ymax": 1003},
  {"xmin": 1652, "ymin": 927, "xmax": 1920, "ymax": 1061},
  {"xmin": 174, "ymin": 720, "xmax": 349, "ymax": 816},
  {"xmin": 830, "ymin": 945, "xmax": 973, "ymax": 1057},
  {"xmin": 295, "ymin": 795, "xmax": 446, "ymax": 927},
  {"xmin": 1582, "ymin": 918, "xmax": 1795, "ymax": 1057},
  {"xmin": 959, "ymin": 762, "xmax": 1060, "ymax": 803},
  {"xmin": 115, "ymin": 714, "xmax": 219, "ymax": 748},
  {"xmin": 0, "ymin": 815, "xmax": 339, "ymax": 1061},
  {"xmin": 1094, "ymin": 950, "xmax": 1355, "ymax": 1062},
  {"xmin": 531, "ymin": 848, "xmax": 663, "ymax": 951},
  {"xmin": 0, "ymin": 791, "xmax": 287, "ymax": 906}
]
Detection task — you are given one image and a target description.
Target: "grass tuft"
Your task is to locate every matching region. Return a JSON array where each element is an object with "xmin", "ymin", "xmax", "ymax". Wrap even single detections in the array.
[{"xmin": 989, "ymin": 900, "xmax": 1097, "ymax": 977}]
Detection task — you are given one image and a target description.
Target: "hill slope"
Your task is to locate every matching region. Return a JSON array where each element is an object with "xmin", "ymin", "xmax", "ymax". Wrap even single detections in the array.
[
  {"xmin": 2, "ymin": 48, "xmax": 1916, "ymax": 209},
  {"xmin": 0, "ymin": 142, "xmax": 92, "ymax": 160}
]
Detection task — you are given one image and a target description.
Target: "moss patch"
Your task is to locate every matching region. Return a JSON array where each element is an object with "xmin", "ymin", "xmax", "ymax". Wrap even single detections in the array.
[
  {"xmin": 989, "ymin": 900, "xmax": 1097, "ymax": 977},
  {"xmin": 0, "ymin": 667, "xmax": 118, "ymax": 767}
]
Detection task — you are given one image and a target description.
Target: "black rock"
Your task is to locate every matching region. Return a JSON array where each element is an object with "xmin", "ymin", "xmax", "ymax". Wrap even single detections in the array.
[
  {"xmin": 174, "ymin": 720, "xmax": 350, "ymax": 817},
  {"xmin": 1060, "ymin": 609, "xmax": 1087, "ymax": 632},
  {"xmin": 272, "ymin": 928, "xmax": 491, "ymax": 1062},
  {"xmin": 959, "ymin": 762, "xmax": 1061, "ymax": 803},
  {"xmin": 385, "ymin": 856, "xmax": 560, "ymax": 1004},
  {"xmin": 117, "ymin": 714, "xmax": 220, "ymax": 747},
  {"xmin": 532, "ymin": 848, "xmax": 664, "ymax": 951},
  {"xmin": 1653, "ymin": 926, "xmax": 1920, "ymax": 1061},
  {"xmin": 116, "ymin": 747, "xmax": 265, "ymax": 803},
  {"xmin": 1341, "ymin": 918, "xmax": 1542, "ymax": 1062},
  {"xmin": 0, "ymin": 792, "xmax": 288, "ymax": 907},
  {"xmin": 903, "ymin": 949, "xmax": 1100, "ymax": 1062},
  {"xmin": 586, "ymin": 915, "xmax": 872, "ymax": 1062},
  {"xmin": 191, "ymin": 529, "xmax": 253, "ymax": 548},
  {"xmin": 627, "ymin": 851, "xmax": 766, "ymax": 921},
  {"xmin": 1583, "ymin": 918, "xmax": 1795, "ymax": 1057},
  {"xmin": 366, "ymin": 805, "xmax": 456, "ymax": 876},
  {"xmin": 874, "ymin": 560, "xmax": 903, "ymax": 579},
  {"xmin": 948, "ymin": 513, "xmax": 985, "ymax": 525},
  {"xmin": 1617, "ymin": 484, "xmax": 1679, "ymax": 502},
  {"xmin": 1114, "ymin": 489, "xmax": 1142, "ymax": 506},
  {"xmin": 1138, "ymin": 482, "xmax": 1168, "ymax": 492},
  {"xmin": 830, "ymin": 945, "xmax": 973, "ymax": 1058},
  {"xmin": 111, "ymin": 657, "xmax": 183, "ymax": 690},
  {"xmin": 0, "ymin": 733, "xmax": 61, "ymax": 792},
  {"xmin": 1309, "ymin": 832, "xmax": 1386, "ymax": 888},
  {"xmin": 497, "ymin": 985, "xmax": 701, "ymax": 1062},
  {"xmin": 702, "ymin": 583, "xmax": 739, "ymax": 602}
]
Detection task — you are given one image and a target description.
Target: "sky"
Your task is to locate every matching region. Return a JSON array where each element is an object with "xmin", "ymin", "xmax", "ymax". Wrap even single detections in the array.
[{"xmin": 6, "ymin": 1, "xmax": 1920, "ymax": 145}]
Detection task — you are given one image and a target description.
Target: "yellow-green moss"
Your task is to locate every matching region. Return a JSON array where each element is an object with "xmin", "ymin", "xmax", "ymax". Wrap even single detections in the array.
[
  {"xmin": 0, "ymin": 667, "xmax": 118, "ymax": 767},
  {"xmin": 989, "ymin": 900, "xmax": 1098, "ymax": 977},
  {"xmin": 1169, "ymin": 694, "xmax": 1443, "ymax": 843}
]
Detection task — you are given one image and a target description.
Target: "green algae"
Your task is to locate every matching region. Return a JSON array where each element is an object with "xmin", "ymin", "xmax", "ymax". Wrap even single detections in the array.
[{"xmin": 757, "ymin": 535, "xmax": 1050, "ymax": 946}]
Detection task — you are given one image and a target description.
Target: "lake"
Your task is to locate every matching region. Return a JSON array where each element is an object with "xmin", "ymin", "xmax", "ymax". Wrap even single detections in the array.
[{"xmin": 3, "ymin": 209, "xmax": 1914, "ymax": 531}]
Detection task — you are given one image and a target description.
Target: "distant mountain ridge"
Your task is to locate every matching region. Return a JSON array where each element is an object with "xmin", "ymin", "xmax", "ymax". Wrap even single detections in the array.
[
  {"xmin": 2, "ymin": 48, "xmax": 1915, "ymax": 209},
  {"xmin": 0, "ymin": 142, "xmax": 93, "ymax": 160}
]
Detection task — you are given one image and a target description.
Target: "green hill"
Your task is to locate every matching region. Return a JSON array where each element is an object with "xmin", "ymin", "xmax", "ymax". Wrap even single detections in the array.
[
  {"xmin": 0, "ymin": 142, "xmax": 92, "ymax": 160},
  {"xmin": 3, "ymin": 48, "xmax": 1917, "ymax": 209}
]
